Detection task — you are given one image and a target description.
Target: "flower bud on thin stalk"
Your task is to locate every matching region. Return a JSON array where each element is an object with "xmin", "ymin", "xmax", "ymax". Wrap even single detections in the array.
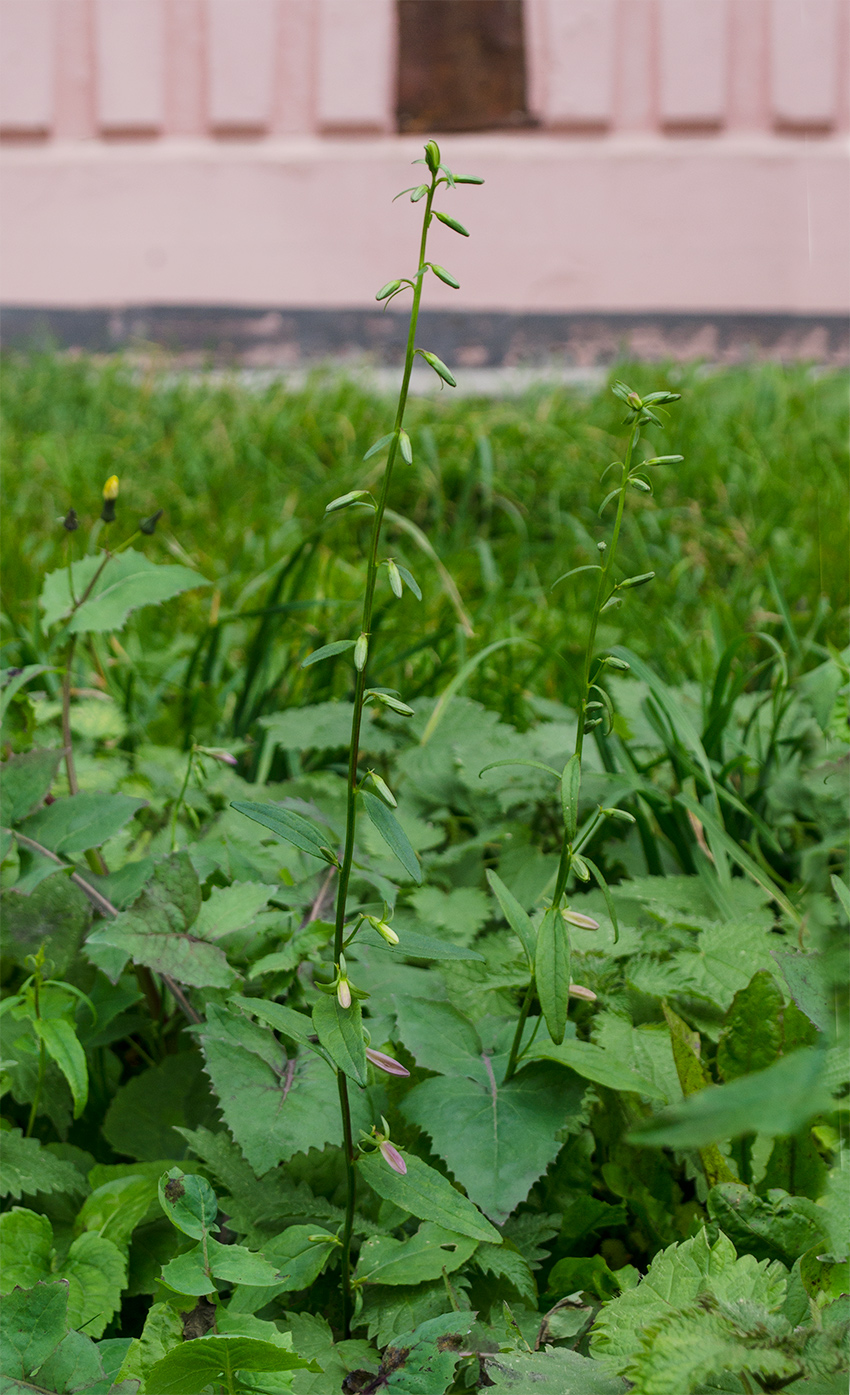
[{"xmin": 325, "ymin": 144, "xmax": 482, "ymax": 1337}]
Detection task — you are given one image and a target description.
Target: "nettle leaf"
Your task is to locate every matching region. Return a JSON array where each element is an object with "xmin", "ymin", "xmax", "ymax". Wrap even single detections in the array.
[
  {"xmin": 1, "ymin": 874, "xmax": 91, "ymax": 975},
  {"xmin": 361, "ymin": 789, "xmax": 422, "ymax": 883},
  {"xmin": 230, "ymin": 799, "xmax": 336, "ymax": 863},
  {"xmin": 484, "ymin": 1347, "xmax": 627, "ymax": 1393},
  {"xmin": 0, "ymin": 1128, "xmax": 87, "ymax": 1201},
  {"xmin": 355, "ymin": 1223, "xmax": 477, "ymax": 1287},
  {"xmin": 259, "ymin": 700, "xmax": 394, "ymax": 757},
  {"xmin": 358, "ymin": 1150, "xmax": 500, "ymax": 1243},
  {"xmin": 375, "ymin": 1312, "xmax": 472, "ymax": 1394},
  {"xmin": 75, "ymin": 1173, "xmax": 158, "ymax": 1250},
  {"xmin": 631, "ymin": 1046, "xmax": 831, "ymax": 1149},
  {"xmin": 402, "ymin": 1060, "xmax": 584, "ymax": 1224},
  {"xmin": 623, "ymin": 1306, "xmax": 799, "ymax": 1395},
  {"xmin": 40, "ymin": 548, "xmax": 208, "ymax": 634},
  {"xmin": 102, "ymin": 1049, "xmax": 216, "ymax": 1161},
  {"xmin": 0, "ymin": 1209, "xmax": 127, "ymax": 1340},
  {"xmin": 0, "ymin": 1279, "xmax": 70, "ymax": 1383},
  {"xmin": 0, "ymin": 747, "xmax": 63, "ymax": 826},
  {"xmin": 30, "ymin": 1326, "xmax": 131, "ymax": 1395},
  {"xmin": 194, "ymin": 881, "xmax": 277, "ymax": 940},
  {"xmin": 717, "ymin": 970, "xmax": 816, "ymax": 1080},
  {"xmin": 358, "ymin": 921, "xmax": 485, "ymax": 963},
  {"xmin": 21, "ymin": 791, "xmax": 146, "ymax": 855},
  {"xmin": 86, "ymin": 850, "xmax": 235, "ymax": 989},
  {"xmin": 198, "ymin": 1002, "xmax": 371, "ymax": 1175},
  {"xmin": 707, "ymin": 1183, "xmax": 830, "ymax": 1266},
  {"xmin": 393, "ymin": 996, "xmax": 483, "ymax": 1076},
  {"xmin": 145, "ymin": 1334, "xmax": 318, "ymax": 1395},
  {"xmin": 589, "ymin": 1229, "xmax": 787, "ymax": 1372},
  {"xmin": 312, "ymin": 994, "xmax": 368, "ymax": 1087},
  {"xmin": 475, "ymin": 1239, "xmax": 537, "ymax": 1304}
]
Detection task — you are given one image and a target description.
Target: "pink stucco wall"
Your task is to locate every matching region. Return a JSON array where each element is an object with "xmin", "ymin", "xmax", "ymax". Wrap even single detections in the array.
[{"xmin": 0, "ymin": 0, "xmax": 847, "ymax": 316}]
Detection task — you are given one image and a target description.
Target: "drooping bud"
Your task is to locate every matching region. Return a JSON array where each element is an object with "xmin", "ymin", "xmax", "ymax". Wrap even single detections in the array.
[
  {"xmin": 569, "ymin": 983, "xmax": 598, "ymax": 1002},
  {"xmin": 376, "ymin": 280, "xmax": 402, "ymax": 302},
  {"xmin": 354, "ymin": 633, "xmax": 368, "ymax": 672},
  {"xmin": 366, "ymin": 1048, "xmax": 410, "ymax": 1077},
  {"xmin": 366, "ymin": 915, "xmax": 399, "ymax": 946},
  {"xmin": 379, "ymin": 1139, "xmax": 407, "ymax": 1175},
  {"xmin": 620, "ymin": 572, "xmax": 655, "ymax": 589},
  {"xmin": 604, "ymin": 656, "xmax": 630, "ymax": 671},
  {"xmin": 563, "ymin": 909, "xmax": 599, "ymax": 931},
  {"xmin": 101, "ymin": 475, "xmax": 119, "ymax": 523},
  {"xmin": 197, "ymin": 746, "xmax": 238, "ymax": 766},
  {"xmin": 368, "ymin": 770, "xmax": 396, "ymax": 808},
  {"xmin": 337, "ymin": 977, "xmax": 352, "ymax": 1010},
  {"xmin": 387, "ymin": 560, "xmax": 403, "ymax": 598},
  {"xmin": 62, "ymin": 508, "xmax": 79, "ymax": 531},
  {"xmin": 140, "ymin": 508, "xmax": 164, "ymax": 535}
]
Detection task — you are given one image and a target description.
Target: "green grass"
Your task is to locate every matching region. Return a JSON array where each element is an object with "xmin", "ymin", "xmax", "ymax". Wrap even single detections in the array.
[{"xmin": 2, "ymin": 354, "xmax": 847, "ymax": 749}]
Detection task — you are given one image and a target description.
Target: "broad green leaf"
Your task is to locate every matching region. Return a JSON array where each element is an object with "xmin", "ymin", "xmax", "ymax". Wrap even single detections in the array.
[
  {"xmin": 675, "ymin": 791, "xmax": 801, "ymax": 926},
  {"xmin": 484, "ymin": 1348, "xmax": 627, "ymax": 1393},
  {"xmin": 354, "ymin": 1223, "xmax": 476, "ymax": 1287},
  {"xmin": 661, "ymin": 1003, "xmax": 737, "ymax": 1185},
  {"xmin": 486, "ymin": 869, "xmax": 536, "ymax": 965},
  {"xmin": 630, "ymin": 1047, "xmax": 831, "ymax": 1149},
  {"xmin": 357, "ymin": 1149, "xmax": 500, "ymax": 1243},
  {"xmin": 402, "ymin": 1061, "xmax": 584, "ymax": 1225},
  {"xmin": 158, "ymin": 1168, "xmax": 218, "ymax": 1240},
  {"xmin": 0, "ymin": 664, "xmax": 53, "ymax": 724},
  {"xmin": 34, "ymin": 1017, "xmax": 87, "ymax": 1118},
  {"xmin": 773, "ymin": 950, "xmax": 832, "ymax": 1034},
  {"xmin": 392, "ymin": 997, "xmax": 482, "ymax": 1076},
  {"xmin": 40, "ymin": 548, "xmax": 208, "ymax": 634},
  {"xmin": 0, "ymin": 1208, "xmax": 54, "ymax": 1294},
  {"xmin": 590, "ymin": 1229, "xmax": 787, "ymax": 1370},
  {"xmin": 194, "ymin": 881, "xmax": 277, "ymax": 940},
  {"xmin": 561, "ymin": 754, "xmax": 581, "ymax": 844},
  {"xmin": 358, "ymin": 921, "xmax": 485, "ymax": 962},
  {"xmin": 198, "ymin": 1002, "xmax": 371, "ymax": 1175},
  {"xmin": 229, "ymin": 1226, "xmax": 338, "ymax": 1312},
  {"xmin": 230, "ymin": 996, "xmax": 320, "ymax": 1051},
  {"xmin": 259, "ymin": 700, "xmax": 393, "ymax": 757},
  {"xmin": 536, "ymin": 909, "xmax": 571, "ymax": 1045},
  {"xmin": 312, "ymin": 994, "xmax": 368, "ymax": 1087},
  {"xmin": 86, "ymin": 850, "xmax": 235, "ymax": 989},
  {"xmin": 359, "ymin": 1277, "xmax": 469, "ymax": 1350},
  {"xmin": 31, "ymin": 1327, "xmax": 125, "ymax": 1395},
  {"xmin": 145, "ymin": 1335, "xmax": 318, "ymax": 1394},
  {"xmin": 102, "ymin": 1049, "xmax": 215, "ymax": 1161},
  {"xmin": 475, "ymin": 1240, "xmax": 537, "ymax": 1304},
  {"xmin": 0, "ymin": 875, "xmax": 91, "ymax": 975},
  {"xmin": 58, "ymin": 1231, "xmax": 127, "ymax": 1338},
  {"xmin": 230, "ymin": 799, "xmax": 335, "ymax": 861},
  {"xmin": 0, "ymin": 1129, "xmax": 87, "ymax": 1200},
  {"xmin": 75, "ymin": 1174, "xmax": 158, "ymax": 1250},
  {"xmin": 361, "ymin": 789, "xmax": 422, "ymax": 883},
  {"xmin": 707, "ymin": 1183, "xmax": 830, "ymax": 1266},
  {"xmin": 0, "ymin": 1280, "xmax": 69, "ymax": 1382},
  {"xmin": 526, "ymin": 1038, "xmax": 666, "ymax": 1100},
  {"xmin": 717, "ymin": 970, "xmax": 815, "ymax": 1080},
  {"xmin": 161, "ymin": 1237, "xmax": 280, "ymax": 1295},
  {"xmin": 547, "ymin": 1253, "xmax": 620, "ymax": 1301},
  {"xmin": 21, "ymin": 791, "xmax": 145, "ymax": 855},
  {"xmin": 377, "ymin": 1312, "xmax": 472, "ymax": 1393},
  {"xmin": 0, "ymin": 748, "xmax": 63, "ymax": 826}
]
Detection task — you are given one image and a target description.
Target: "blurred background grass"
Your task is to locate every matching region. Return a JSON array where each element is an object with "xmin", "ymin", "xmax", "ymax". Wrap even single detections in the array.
[{"xmin": 2, "ymin": 353, "xmax": 847, "ymax": 750}]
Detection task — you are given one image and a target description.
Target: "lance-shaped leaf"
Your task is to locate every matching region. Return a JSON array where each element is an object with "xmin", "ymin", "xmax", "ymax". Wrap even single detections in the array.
[
  {"xmin": 364, "ymin": 432, "xmax": 396, "ymax": 461},
  {"xmin": 525, "ymin": 1038, "xmax": 665, "ymax": 1101},
  {"xmin": 358, "ymin": 1149, "xmax": 500, "ymax": 1243},
  {"xmin": 301, "ymin": 639, "xmax": 356, "ymax": 669},
  {"xmin": 86, "ymin": 851, "xmax": 235, "ymax": 989},
  {"xmin": 40, "ymin": 548, "xmax": 208, "ymax": 634},
  {"xmin": 361, "ymin": 789, "xmax": 422, "ymax": 882},
  {"xmin": 560, "ymin": 755, "xmax": 581, "ymax": 844},
  {"xmin": 312, "ymin": 994, "xmax": 368, "ymax": 1087},
  {"xmin": 230, "ymin": 800, "xmax": 336, "ymax": 862},
  {"xmin": 487, "ymin": 869, "xmax": 536, "ymax": 966},
  {"xmin": 358, "ymin": 922, "xmax": 485, "ymax": 962},
  {"xmin": 659, "ymin": 1003, "xmax": 736, "ymax": 1186},
  {"xmin": 33, "ymin": 1018, "xmax": 88, "ymax": 1118},
  {"xmin": 536, "ymin": 909, "xmax": 571, "ymax": 1045},
  {"xmin": 229, "ymin": 996, "xmax": 328, "ymax": 1059}
]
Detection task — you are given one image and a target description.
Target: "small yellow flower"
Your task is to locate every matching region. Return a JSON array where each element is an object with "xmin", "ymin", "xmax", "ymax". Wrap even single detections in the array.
[{"xmin": 102, "ymin": 475, "xmax": 119, "ymax": 500}]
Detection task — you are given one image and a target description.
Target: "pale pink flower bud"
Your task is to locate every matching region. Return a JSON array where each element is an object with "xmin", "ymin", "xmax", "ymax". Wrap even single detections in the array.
[
  {"xmin": 208, "ymin": 749, "xmax": 238, "ymax": 766},
  {"xmin": 366, "ymin": 1048, "xmax": 410, "ymax": 1077},
  {"xmin": 569, "ymin": 983, "xmax": 598, "ymax": 1002},
  {"xmin": 563, "ymin": 909, "xmax": 599, "ymax": 930},
  {"xmin": 379, "ymin": 1140, "xmax": 407, "ymax": 1174},
  {"xmin": 337, "ymin": 978, "xmax": 352, "ymax": 1010}
]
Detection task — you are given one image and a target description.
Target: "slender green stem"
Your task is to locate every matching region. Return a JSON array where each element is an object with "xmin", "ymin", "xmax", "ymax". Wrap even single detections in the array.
[
  {"xmin": 170, "ymin": 745, "xmax": 196, "ymax": 851},
  {"xmin": 62, "ymin": 635, "xmax": 79, "ymax": 796},
  {"xmin": 25, "ymin": 972, "xmax": 44, "ymax": 1138},
  {"xmin": 503, "ymin": 981, "xmax": 535, "ymax": 1084},
  {"xmin": 331, "ymin": 172, "xmax": 438, "ymax": 1336}
]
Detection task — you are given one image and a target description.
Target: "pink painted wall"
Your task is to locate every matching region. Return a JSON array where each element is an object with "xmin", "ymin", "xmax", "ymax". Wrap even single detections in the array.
[{"xmin": 0, "ymin": 0, "xmax": 847, "ymax": 314}]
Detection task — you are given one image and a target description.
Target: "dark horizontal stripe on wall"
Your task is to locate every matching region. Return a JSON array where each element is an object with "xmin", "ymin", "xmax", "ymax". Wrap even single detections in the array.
[{"xmin": 1, "ymin": 306, "xmax": 847, "ymax": 366}]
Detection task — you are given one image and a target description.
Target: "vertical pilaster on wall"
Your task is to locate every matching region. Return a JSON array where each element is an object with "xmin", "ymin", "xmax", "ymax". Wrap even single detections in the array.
[
  {"xmin": 770, "ymin": 0, "xmax": 839, "ymax": 129},
  {"xmin": 315, "ymin": 0, "xmax": 396, "ymax": 132},
  {"xmin": 0, "ymin": 0, "xmax": 54, "ymax": 133},
  {"xmin": 659, "ymin": 0, "xmax": 728, "ymax": 128},
  {"xmin": 208, "ymin": 0, "xmax": 276, "ymax": 132},
  {"xmin": 95, "ymin": 0, "xmax": 165, "ymax": 133},
  {"xmin": 526, "ymin": 0, "xmax": 616, "ymax": 129}
]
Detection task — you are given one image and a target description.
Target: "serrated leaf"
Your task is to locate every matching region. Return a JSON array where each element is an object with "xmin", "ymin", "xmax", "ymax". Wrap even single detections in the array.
[
  {"xmin": 717, "ymin": 970, "xmax": 815, "ymax": 1081},
  {"xmin": 630, "ymin": 1046, "xmax": 830, "ymax": 1149},
  {"xmin": 86, "ymin": 850, "xmax": 234, "ymax": 989},
  {"xmin": 230, "ymin": 799, "xmax": 335, "ymax": 863},
  {"xmin": 230, "ymin": 1226, "xmax": 338, "ymax": 1313},
  {"xmin": 536, "ymin": 909, "xmax": 571, "ymax": 1046},
  {"xmin": 40, "ymin": 548, "xmax": 207, "ymax": 634},
  {"xmin": 357, "ymin": 1149, "xmax": 500, "ymax": 1243},
  {"xmin": 312, "ymin": 994, "xmax": 368, "ymax": 1087},
  {"xmin": 361, "ymin": 789, "xmax": 421, "ymax": 882},
  {"xmin": 402, "ymin": 1061, "xmax": 584, "ymax": 1225},
  {"xmin": 484, "ymin": 1348, "xmax": 627, "ymax": 1393},
  {"xmin": 707, "ymin": 1183, "xmax": 830, "ymax": 1266},
  {"xmin": 194, "ymin": 881, "xmax": 277, "ymax": 941},
  {"xmin": 475, "ymin": 1240, "xmax": 537, "ymax": 1304},
  {"xmin": 21, "ymin": 791, "xmax": 145, "ymax": 855},
  {"xmin": 230, "ymin": 996, "xmax": 321, "ymax": 1052},
  {"xmin": 102, "ymin": 1049, "xmax": 214, "ymax": 1162},
  {"xmin": 0, "ymin": 1129, "xmax": 87, "ymax": 1200},
  {"xmin": 525, "ymin": 1038, "xmax": 665, "ymax": 1100},
  {"xmin": 75, "ymin": 1173, "xmax": 158, "ymax": 1250},
  {"xmin": 0, "ymin": 1280, "xmax": 69, "ymax": 1382},
  {"xmin": 355, "ymin": 1223, "xmax": 476, "ymax": 1287},
  {"xmin": 0, "ymin": 748, "xmax": 64, "ymax": 827},
  {"xmin": 146, "ymin": 1335, "xmax": 318, "ymax": 1394}
]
